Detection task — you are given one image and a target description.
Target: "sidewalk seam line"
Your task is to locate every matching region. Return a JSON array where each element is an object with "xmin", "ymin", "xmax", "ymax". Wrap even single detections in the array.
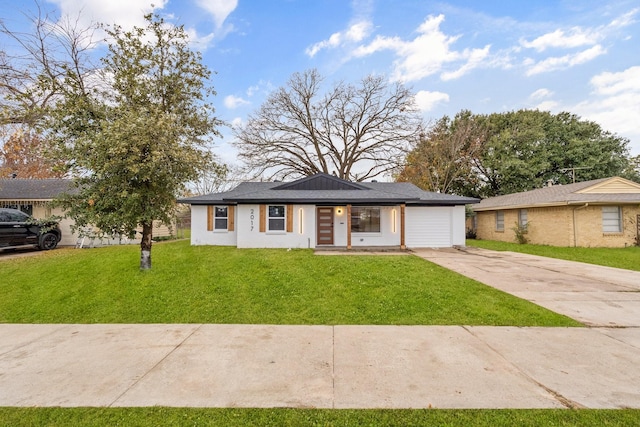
[
  {"xmin": 461, "ymin": 326, "xmax": 585, "ymax": 409},
  {"xmin": 107, "ymin": 324, "xmax": 204, "ymax": 407}
]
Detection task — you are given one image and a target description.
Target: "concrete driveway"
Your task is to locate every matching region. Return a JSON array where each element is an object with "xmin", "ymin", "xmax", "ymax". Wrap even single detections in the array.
[{"xmin": 413, "ymin": 247, "xmax": 640, "ymax": 327}]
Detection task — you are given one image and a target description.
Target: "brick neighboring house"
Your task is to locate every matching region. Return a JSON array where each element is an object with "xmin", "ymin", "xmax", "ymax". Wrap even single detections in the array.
[
  {"xmin": 0, "ymin": 178, "xmax": 175, "ymax": 246},
  {"xmin": 471, "ymin": 177, "xmax": 640, "ymax": 247}
]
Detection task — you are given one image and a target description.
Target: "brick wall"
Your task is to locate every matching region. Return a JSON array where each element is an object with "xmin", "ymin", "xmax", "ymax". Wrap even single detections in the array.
[{"xmin": 475, "ymin": 204, "xmax": 639, "ymax": 247}]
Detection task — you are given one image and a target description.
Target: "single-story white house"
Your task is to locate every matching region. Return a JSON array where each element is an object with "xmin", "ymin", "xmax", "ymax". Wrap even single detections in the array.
[{"xmin": 179, "ymin": 173, "xmax": 479, "ymax": 249}]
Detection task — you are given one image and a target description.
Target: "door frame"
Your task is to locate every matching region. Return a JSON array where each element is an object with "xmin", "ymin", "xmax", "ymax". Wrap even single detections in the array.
[{"xmin": 316, "ymin": 206, "xmax": 334, "ymax": 245}]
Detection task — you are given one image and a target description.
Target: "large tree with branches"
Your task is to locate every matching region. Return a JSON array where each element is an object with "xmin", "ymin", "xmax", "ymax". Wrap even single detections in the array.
[
  {"xmin": 45, "ymin": 14, "xmax": 222, "ymax": 269},
  {"xmin": 235, "ymin": 69, "xmax": 422, "ymax": 181}
]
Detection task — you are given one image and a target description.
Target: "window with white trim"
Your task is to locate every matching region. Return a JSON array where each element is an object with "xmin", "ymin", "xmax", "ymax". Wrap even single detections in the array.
[
  {"xmin": 268, "ymin": 205, "xmax": 286, "ymax": 231},
  {"xmin": 351, "ymin": 207, "xmax": 381, "ymax": 233},
  {"xmin": 518, "ymin": 209, "xmax": 528, "ymax": 227},
  {"xmin": 496, "ymin": 211, "xmax": 504, "ymax": 231},
  {"xmin": 602, "ymin": 206, "xmax": 622, "ymax": 233},
  {"xmin": 214, "ymin": 206, "xmax": 228, "ymax": 230}
]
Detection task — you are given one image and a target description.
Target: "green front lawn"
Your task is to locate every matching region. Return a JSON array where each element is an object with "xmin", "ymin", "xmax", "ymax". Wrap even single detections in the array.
[
  {"xmin": 0, "ymin": 240, "xmax": 578, "ymax": 326},
  {"xmin": 0, "ymin": 407, "xmax": 638, "ymax": 426},
  {"xmin": 467, "ymin": 239, "xmax": 640, "ymax": 271}
]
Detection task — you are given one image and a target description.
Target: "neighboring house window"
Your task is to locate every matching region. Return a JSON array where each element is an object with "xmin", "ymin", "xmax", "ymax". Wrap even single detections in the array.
[
  {"xmin": 602, "ymin": 206, "xmax": 622, "ymax": 233},
  {"xmin": 496, "ymin": 211, "xmax": 504, "ymax": 231},
  {"xmin": 351, "ymin": 207, "xmax": 381, "ymax": 233},
  {"xmin": 214, "ymin": 206, "xmax": 228, "ymax": 230},
  {"xmin": 518, "ymin": 209, "xmax": 528, "ymax": 226},
  {"xmin": 268, "ymin": 205, "xmax": 286, "ymax": 231}
]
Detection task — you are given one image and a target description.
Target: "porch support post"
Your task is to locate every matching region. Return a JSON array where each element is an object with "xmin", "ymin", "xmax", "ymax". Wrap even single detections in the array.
[
  {"xmin": 400, "ymin": 204, "xmax": 406, "ymax": 250},
  {"xmin": 346, "ymin": 204, "xmax": 352, "ymax": 250}
]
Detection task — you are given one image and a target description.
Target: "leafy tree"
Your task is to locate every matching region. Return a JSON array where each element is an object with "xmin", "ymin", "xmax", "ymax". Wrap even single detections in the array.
[
  {"xmin": 48, "ymin": 14, "xmax": 221, "ymax": 269},
  {"xmin": 234, "ymin": 69, "xmax": 422, "ymax": 181},
  {"xmin": 397, "ymin": 110, "xmax": 486, "ymax": 194},
  {"xmin": 400, "ymin": 109, "xmax": 635, "ymax": 197},
  {"xmin": 0, "ymin": 128, "xmax": 65, "ymax": 178},
  {"xmin": 478, "ymin": 110, "xmax": 632, "ymax": 196}
]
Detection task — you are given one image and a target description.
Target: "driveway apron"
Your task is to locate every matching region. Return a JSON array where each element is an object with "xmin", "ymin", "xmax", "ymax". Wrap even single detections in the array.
[{"xmin": 413, "ymin": 247, "xmax": 640, "ymax": 327}]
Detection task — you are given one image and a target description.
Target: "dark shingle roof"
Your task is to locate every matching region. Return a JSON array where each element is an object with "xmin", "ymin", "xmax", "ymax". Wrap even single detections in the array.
[
  {"xmin": 0, "ymin": 179, "xmax": 75, "ymax": 200},
  {"xmin": 474, "ymin": 177, "xmax": 640, "ymax": 211},
  {"xmin": 180, "ymin": 173, "xmax": 479, "ymax": 206}
]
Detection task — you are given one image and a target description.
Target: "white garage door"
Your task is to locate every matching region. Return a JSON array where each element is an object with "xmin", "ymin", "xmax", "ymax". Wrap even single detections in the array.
[{"xmin": 405, "ymin": 207, "xmax": 452, "ymax": 248}]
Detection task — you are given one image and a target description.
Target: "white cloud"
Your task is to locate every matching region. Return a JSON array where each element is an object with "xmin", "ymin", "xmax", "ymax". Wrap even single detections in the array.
[
  {"xmin": 607, "ymin": 8, "xmax": 639, "ymax": 29},
  {"xmin": 352, "ymin": 14, "xmax": 490, "ymax": 82},
  {"xmin": 195, "ymin": 0, "xmax": 238, "ymax": 28},
  {"xmin": 230, "ymin": 117, "xmax": 244, "ymax": 128},
  {"xmin": 529, "ymin": 88, "xmax": 554, "ymax": 100},
  {"xmin": 224, "ymin": 95, "xmax": 250, "ymax": 109},
  {"xmin": 305, "ymin": 20, "xmax": 373, "ymax": 57},
  {"xmin": 568, "ymin": 66, "xmax": 640, "ymax": 154},
  {"xmin": 414, "ymin": 90, "xmax": 449, "ymax": 112},
  {"xmin": 520, "ymin": 28, "xmax": 598, "ymax": 52},
  {"xmin": 525, "ymin": 44, "xmax": 606, "ymax": 76},
  {"xmin": 590, "ymin": 66, "xmax": 640, "ymax": 95},
  {"xmin": 49, "ymin": 0, "xmax": 165, "ymax": 30},
  {"xmin": 441, "ymin": 45, "xmax": 490, "ymax": 81},
  {"xmin": 535, "ymin": 100, "xmax": 559, "ymax": 111}
]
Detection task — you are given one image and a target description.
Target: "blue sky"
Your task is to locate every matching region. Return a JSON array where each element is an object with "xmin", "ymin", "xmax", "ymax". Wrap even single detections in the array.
[{"xmin": 3, "ymin": 0, "xmax": 640, "ymax": 168}]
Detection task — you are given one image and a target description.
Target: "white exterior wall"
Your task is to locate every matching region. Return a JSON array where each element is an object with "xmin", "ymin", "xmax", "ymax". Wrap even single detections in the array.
[
  {"xmin": 236, "ymin": 204, "xmax": 316, "ymax": 249},
  {"xmin": 405, "ymin": 205, "xmax": 466, "ymax": 248},
  {"xmin": 349, "ymin": 206, "xmax": 401, "ymax": 247},
  {"xmin": 190, "ymin": 203, "xmax": 465, "ymax": 248},
  {"xmin": 451, "ymin": 205, "xmax": 466, "ymax": 246},
  {"xmin": 190, "ymin": 205, "xmax": 238, "ymax": 246}
]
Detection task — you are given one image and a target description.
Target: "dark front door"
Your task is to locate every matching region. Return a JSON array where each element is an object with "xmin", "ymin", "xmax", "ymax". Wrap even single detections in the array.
[{"xmin": 316, "ymin": 207, "xmax": 334, "ymax": 245}]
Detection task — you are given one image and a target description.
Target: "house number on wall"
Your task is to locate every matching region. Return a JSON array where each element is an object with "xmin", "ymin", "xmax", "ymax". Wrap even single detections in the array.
[{"xmin": 250, "ymin": 208, "xmax": 255, "ymax": 231}]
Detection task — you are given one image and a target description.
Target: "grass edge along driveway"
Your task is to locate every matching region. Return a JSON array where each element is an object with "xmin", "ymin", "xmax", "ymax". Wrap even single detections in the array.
[
  {"xmin": 0, "ymin": 240, "xmax": 579, "ymax": 326},
  {"xmin": 467, "ymin": 239, "xmax": 640, "ymax": 272}
]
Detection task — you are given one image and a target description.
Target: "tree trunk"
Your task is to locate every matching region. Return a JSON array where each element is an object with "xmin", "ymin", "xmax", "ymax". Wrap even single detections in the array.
[{"xmin": 140, "ymin": 221, "xmax": 153, "ymax": 270}]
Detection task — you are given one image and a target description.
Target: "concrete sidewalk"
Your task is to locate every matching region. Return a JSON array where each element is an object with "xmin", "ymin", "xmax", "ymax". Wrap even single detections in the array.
[
  {"xmin": 413, "ymin": 247, "xmax": 640, "ymax": 327},
  {"xmin": 1, "ymin": 324, "xmax": 639, "ymax": 409}
]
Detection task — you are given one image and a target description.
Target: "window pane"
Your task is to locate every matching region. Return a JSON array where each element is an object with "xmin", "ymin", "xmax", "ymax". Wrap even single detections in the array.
[
  {"xmin": 602, "ymin": 206, "xmax": 621, "ymax": 232},
  {"xmin": 269, "ymin": 206, "xmax": 285, "ymax": 218},
  {"xmin": 215, "ymin": 207, "xmax": 228, "ymax": 218},
  {"xmin": 351, "ymin": 207, "xmax": 380, "ymax": 233},
  {"xmin": 8, "ymin": 211, "xmax": 29, "ymax": 222},
  {"xmin": 214, "ymin": 218, "xmax": 228, "ymax": 230},
  {"xmin": 519, "ymin": 209, "xmax": 527, "ymax": 226},
  {"xmin": 269, "ymin": 218, "xmax": 285, "ymax": 231},
  {"xmin": 496, "ymin": 211, "xmax": 504, "ymax": 230}
]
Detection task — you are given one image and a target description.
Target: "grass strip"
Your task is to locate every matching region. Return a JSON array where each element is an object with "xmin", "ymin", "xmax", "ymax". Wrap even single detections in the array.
[
  {"xmin": 0, "ymin": 407, "xmax": 638, "ymax": 426},
  {"xmin": 0, "ymin": 240, "xmax": 578, "ymax": 326}
]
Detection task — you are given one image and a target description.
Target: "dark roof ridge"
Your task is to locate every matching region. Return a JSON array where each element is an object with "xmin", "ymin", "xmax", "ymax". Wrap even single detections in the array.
[{"xmin": 272, "ymin": 173, "xmax": 367, "ymax": 190}]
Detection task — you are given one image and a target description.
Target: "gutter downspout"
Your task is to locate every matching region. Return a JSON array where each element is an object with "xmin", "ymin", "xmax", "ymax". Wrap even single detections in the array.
[{"xmin": 572, "ymin": 203, "xmax": 589, "ymax": 247}]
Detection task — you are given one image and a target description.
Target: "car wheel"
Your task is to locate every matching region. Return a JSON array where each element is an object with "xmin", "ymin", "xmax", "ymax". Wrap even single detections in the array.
[{"xmin": 39, "ymin": 233, "xmax": 59, "ymax": 250}]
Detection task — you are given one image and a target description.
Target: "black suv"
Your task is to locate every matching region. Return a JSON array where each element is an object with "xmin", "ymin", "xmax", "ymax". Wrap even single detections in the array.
[{"xmin": 0, "ymin": 208, "xmax": 62, "ymax": 251}]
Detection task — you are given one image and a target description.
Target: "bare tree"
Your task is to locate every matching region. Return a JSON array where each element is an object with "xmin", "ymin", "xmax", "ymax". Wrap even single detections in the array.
[
  {"xmin": 0, "ymin": 4, "xmax": 99, "ymax": 129},
  {"xmin": 397, "ymin": 110, "xmax": 486, "ymax": 194},
  {"xmin": 234, "ymin": 69, "xmax": 422, "ymax": 181}
]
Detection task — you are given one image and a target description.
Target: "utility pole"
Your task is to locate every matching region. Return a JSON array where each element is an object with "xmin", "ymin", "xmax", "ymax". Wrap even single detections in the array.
[{"xmin": 559, "ymin": 166, "xmax": 592, "ymax": 183}]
